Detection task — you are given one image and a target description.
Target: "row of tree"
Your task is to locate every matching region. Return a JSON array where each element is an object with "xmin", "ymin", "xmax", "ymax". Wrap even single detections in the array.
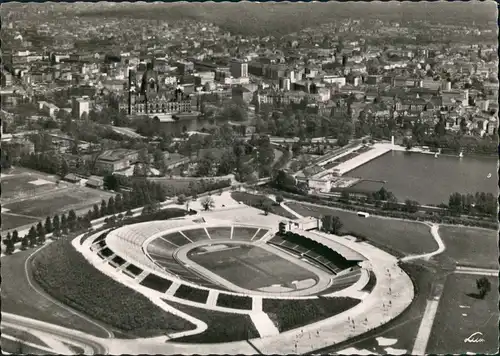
[
  {"xmin": 3, "ymin": 209, "xmax": 93, "ymax": 254},
  {"xmin": 447, "ymin": 191, "xmax": 497, "ymax": 217}
]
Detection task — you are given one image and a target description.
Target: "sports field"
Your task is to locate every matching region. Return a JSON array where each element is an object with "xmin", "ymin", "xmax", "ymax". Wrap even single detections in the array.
[
  {"xmin": 434, "ymin": 226, "xmax": 499, "ymax": 269},
  {"xmin": 285, "ymin": 202, "xmax": 437, "ymax": 257},
  {"xmin": 188, "ymin": 243, "xmax": 317, "ymax": 290},
  {"xmin": 2, "ymin": 187, "xmax": 114, "ymax": 231},
  {"xmin": 426, "ymin": 273, "xmax": 499, "ymax": 354},
  {"xmin": 1, "ymin": 169, "xmax": 63, "ymax": 201}
]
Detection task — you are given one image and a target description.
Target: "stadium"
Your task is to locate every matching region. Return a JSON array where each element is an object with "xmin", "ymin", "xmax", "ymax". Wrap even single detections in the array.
[{"xmin": 70, "ymin": 207, "xmax": 415, "ymax": 354}]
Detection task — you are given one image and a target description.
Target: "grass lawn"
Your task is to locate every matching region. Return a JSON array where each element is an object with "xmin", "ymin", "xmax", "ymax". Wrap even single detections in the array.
[
  {"xmin": 1, "ymin": 213, "xmax": 40, "ymax": 231},
  {"xmin": 286, "ymin": 202, "xmax": 436, "ymax": 257},
  {"xmin": 263, "ymin": 296, "xmax": 361, "ymax": 332},
  {"xmin": 30, "ymin": 239, "xmax": 195, "ymax": 337},
  {"xmin": 189, "ymin": 244, "xmax": 316, "ymax": 290},
  {"xmin": 231, "ymin": 191, "xmax": 297, "ymax": 220},
  {"xmin": 1, "ymin": 169, "xmax": 62, "ymax": 201},
  {"xmin": 3, "ymin": 187, "xmax": 113, "ymax": 219},
  {"xmin": 163, "ymin": 299, "xmax": 260, "ymax": 343},
  {"xmin": 0, "ymin": 249, "xmax": 110, "ymax": 337},
  {"xmin": 312, "ymin": 261, "xmax": 446, "ymax": 355},
  {"xmin": 426, "ymin": 273, "xmax": 499, "ymax": 354},
  {"xmin": 433, "ymin": 226, "xmax": 499, "ymax": 269}
]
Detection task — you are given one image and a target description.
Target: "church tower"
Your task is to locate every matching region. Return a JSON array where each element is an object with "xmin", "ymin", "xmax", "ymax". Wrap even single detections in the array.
[{"xmin": 128, "ymin": 69, "xmax": 137, "ymax": 115}]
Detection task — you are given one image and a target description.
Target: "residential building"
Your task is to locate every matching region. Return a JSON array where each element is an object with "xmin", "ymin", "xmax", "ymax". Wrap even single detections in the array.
[{"xmin": 230, "ymin": 60, "xmax": 248, "ymax": 78}]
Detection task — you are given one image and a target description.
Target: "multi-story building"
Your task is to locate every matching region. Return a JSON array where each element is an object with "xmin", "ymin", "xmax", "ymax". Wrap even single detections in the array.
[
  {"xmin": 230, "ymin": 60, "xmax": 248, "ymax": 78},
  {"xmin": 72, "ymin": 96, "xmax": 90, "ymax": 119}
]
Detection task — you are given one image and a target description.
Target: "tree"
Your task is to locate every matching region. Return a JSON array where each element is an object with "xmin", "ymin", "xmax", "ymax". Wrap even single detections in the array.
[
  {"xmin": 133, "ymin": 164, "xmax": 143, "ymax": 177},
  {"xmin": 177, "ymin": 194, "xmax": 187, "ymax": 205},
  {"xmin": 107, "ymin": 196, "xmax": 116, "ymax": 215},
  {"xmin": 100, "ymin": 199, "xmax": 107, "ymax": 217},
  {"xmin": 21, "ymin": 234, "xmax": 29, "ymax": 250},
  {"xmin": 200, "ymin": 196, "xmax": 215, "ymax": 211},
  {"xmin": 59, "ymin": 159, "xmax": 69, "ymax": 178},
  {"xmin": 330, "ymin": 216, "xmax": 343, "ymax": 235},
  {"xmin": 92, "ymin": 204, "xmax": 100, "ymax": 219},
  {"xmin": 403, "ymin": 137, "xmax": 413, "ymax": 150},
  {"xmin": 28, "ymin": 226, "xmax": 37, "ymax": 247},
  {"xmin": 37, "ymin": 223, "xmax": 46, "ymax": 245},
  {"xmin": 275, "ymin": 194, "xmax": 284, "ymax": 205},
  {"xmin": 5, "ymin": 233, "xmax": 15, "ymax": 254},
  {"xmin": 115, "ymin": 194, "xmax": 123, "ymax": 213},
  {"xmin": 448, "ymin": 192, "xmax": 463, "ymax": 215},
  {"xmin": 321, "ymin": 215, "xmax": 343, "ymax": 235},
  {"xmin": 12, "ymin": 230, "xmax": 19, "ymax": 243},
  {"xmin": 44, "ymin": 216, "xmax": 53, "ymax": 234},
  {"xmin": 404, "ymin": 199, "xmax": 420, "ymax": 213},
  {"xmin": 60, "ymin": 214, "xmax": 67, "ymax": 232},
  {"xmin": 67, "ymin": 209, "xmax": 77, "ymax": 231},
  {"xmin": 103, "ymin": 174, "xmax": 120, "ymax": 191},
  {"xmin": 476, "ymin": 277, "xmax": 492, "ymax": 299},
  {"xmin": 340, "ymin": 191, "xmax": 350, "ymax": 204},
  {"xmin": 52, "ymin": 215, "xmax": 60, "ymax": 232},
  {"xmin": 337, "ymin": 134, "xmax": 349, "ymax": 147},
  {"xmin": 258, "ymin": 198, "xmax": 272, "ymax": 215}
]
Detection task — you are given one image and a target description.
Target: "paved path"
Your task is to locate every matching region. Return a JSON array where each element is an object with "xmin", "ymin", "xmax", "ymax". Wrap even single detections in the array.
[
  {"xmin": 401, "ymin": 223, "xmax": 445, "ymax": 262},
  {"xmin": 455, "ymin": 266, "xmax": 499, "ymax": 276},
  {"xmin": 250, "ymin": 312, "xmax": 280, "ymax": 337},
  {"xmin": 2, "ymin": 313, "xmax": 107, "ymax": 355},
  {"xmin": 279, "ymin": 202, "xmax": 304, "ymax": 219},
  {"xmin": 411, "ymin": 299, "xmax": 441, "ymax": 355}
]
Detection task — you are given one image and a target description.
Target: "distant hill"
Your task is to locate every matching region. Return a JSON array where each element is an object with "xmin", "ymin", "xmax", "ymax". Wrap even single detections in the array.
[
  {"xmin": 3, "ymin": 1, "xmax": 496, "ymax": 38},
  {"xmin": 74, "ymin": 1, "xmax": 497, "ymax": 37}
]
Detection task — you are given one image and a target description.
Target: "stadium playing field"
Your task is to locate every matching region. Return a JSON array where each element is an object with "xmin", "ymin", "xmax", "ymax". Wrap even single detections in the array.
[{"xmin": 188, "ymin": 244, "xmax": 317, "ymax": 290}]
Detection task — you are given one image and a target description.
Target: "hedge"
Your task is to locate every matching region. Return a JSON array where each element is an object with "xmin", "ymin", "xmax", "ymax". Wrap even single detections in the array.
[
  {"xmin": 174, "ymin": 284, "xmax": 209, "ymax": 304},
  {"xmin": 139, "ymin": 274, "xmax": 173, "ymax": 293},
  {"xmin": 163, "ymin": 299, "xmax": 260, "ymax": 343},
  {"xmin": 263, "ymin": 296, "xmax": 360, "ymax": 332},
  {"xmin": 216, "ymin": 293, "xmax": 253, "ymax": 310},
  {"xmin": 31, "ymin": 239, "xmax": 195, "ymax": 337}
]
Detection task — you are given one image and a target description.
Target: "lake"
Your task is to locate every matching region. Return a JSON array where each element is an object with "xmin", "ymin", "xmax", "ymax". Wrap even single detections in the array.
[{"xmin": 346, "ymin": 150, "xmax": 497, "ymax": 205}]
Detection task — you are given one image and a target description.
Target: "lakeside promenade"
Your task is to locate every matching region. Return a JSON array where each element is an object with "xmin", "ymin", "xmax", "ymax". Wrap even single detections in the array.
[{"xmin": 333, "ymin": 142, "xmax": 438, "ymax": 176}]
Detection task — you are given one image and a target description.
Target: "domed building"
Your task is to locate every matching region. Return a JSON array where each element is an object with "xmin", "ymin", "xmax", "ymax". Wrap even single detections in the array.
[{"xmin": 127, "ymin": 60, "xmax": 192, "ymax": 115}]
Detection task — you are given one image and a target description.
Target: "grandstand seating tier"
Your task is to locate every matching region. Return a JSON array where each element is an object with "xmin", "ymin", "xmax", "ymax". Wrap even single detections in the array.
[
  {"xmin": 205, "ymin": 227, "xmax": 232, "ymax": 240},
  {"xmin": 181, "ymin": 228, "xmax": 210, "ymax": 242},
  {"xmin": 232, "ymin": 227, "xmax": 259, "ymax": 241},
  {"xmin": 163, "ymin": 232, "xmax": 191, "ymax": 246}
]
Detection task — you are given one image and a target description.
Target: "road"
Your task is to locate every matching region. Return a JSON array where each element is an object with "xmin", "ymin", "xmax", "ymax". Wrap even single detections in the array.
[{"xmin": 2, "ymin": 313, "xmax": 108, "ymax": 355}]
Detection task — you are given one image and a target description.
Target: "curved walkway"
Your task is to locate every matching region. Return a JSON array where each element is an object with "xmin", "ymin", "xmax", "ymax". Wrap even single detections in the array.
[
  {"xmin": 2, "ymin": 312, "xmax": 108, "ymax": 355},
  {"xmin": 401, "ymin": 223, "xmax": 445, "ymax": 262}
]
